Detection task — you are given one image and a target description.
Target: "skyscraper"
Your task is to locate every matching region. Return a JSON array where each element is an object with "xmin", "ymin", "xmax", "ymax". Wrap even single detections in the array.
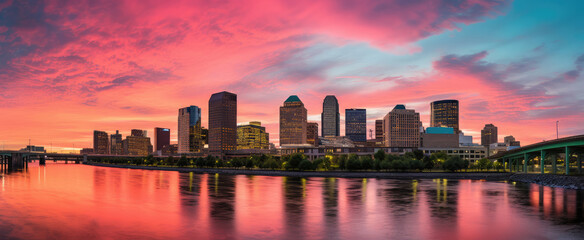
[
  {"xmin": 321, "ymin": 95, "xmax": 340, "ymax": 137},
  {"xmin": 178, "ymin": 106, "xmax": 202, "ymax": 153},
  {"xmin": 93, "ymin": 130, "xmax": 109, "ymax": 154},
  {"xmin": 481, "ymin": 124, "xmax": 498, "ymax": 146},
  {"xmin": 209, "ymin": 91, "xmax": 237, "ymax": 154},
  {"xmin": 307, "ymin": 122, "xmax": 319, "ymax": 147},
  {"xmin": 430, "ymin": 100, "xmax": 459, "ymax": 133},
  {"xmin": 383, "ymin": 105, "xmax": 421, "ymax": 148},
  {"xmin": 110, "ymin": 130, "xmax": 122, "ymax": 155},
  {"xmin": 345, "ymin": 109, "xmax": 366, "ymax": 142},
  {"xmin": 280, "ymin": 95, "xmax": 307, "ymax": 145},
  {"xmin": 154, "ymin": 127, "xmax": 171, "ymax": 152},
  {"xmin": 375, "ymin": 119, "xmax": 384, "ymax": 142},
  {"xmin": 237, "ymin": 121, "xmax": 269, "ymax": 150}
]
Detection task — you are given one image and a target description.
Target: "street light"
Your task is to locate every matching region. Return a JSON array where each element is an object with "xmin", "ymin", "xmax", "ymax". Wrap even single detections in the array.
[{"xmin": 556, "ymin": 121, "xmax": 559, "ymax": 139}]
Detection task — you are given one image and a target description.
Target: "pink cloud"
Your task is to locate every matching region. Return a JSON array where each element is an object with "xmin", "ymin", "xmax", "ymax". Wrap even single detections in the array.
[{"xmin": 10, "ymin": 0, "xmax": 575, "ymax": 150}]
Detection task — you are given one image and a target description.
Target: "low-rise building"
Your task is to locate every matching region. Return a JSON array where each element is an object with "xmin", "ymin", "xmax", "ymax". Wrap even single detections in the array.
[
  {"xmin": 421, "ymin": 127, "xmax": 459, "ymax": 148},
  {"xmin": 420, "ymin": 146, "xmax": 487, "ymax": 163},
  {"xmin": 237, "ymin": 121, "xmax": 270, "ymax": 150}
]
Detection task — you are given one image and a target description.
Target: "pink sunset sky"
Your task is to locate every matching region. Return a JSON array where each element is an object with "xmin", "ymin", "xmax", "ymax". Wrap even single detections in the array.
[{"xmin": 0, "ymin": 0, "xmax": 583, "ymax": 152}]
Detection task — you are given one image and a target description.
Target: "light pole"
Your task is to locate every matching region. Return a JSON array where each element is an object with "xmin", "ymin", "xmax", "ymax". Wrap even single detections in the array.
[{"xmin": 556, "ymin": 121, "xmax": 559, "ymax": 139}]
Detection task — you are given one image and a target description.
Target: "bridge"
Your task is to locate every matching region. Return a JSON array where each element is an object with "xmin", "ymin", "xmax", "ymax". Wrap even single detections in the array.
[
  {"xmin": 489, "ymin": 135, "xmax": 584, "ymax": 175},
  {"xmin": 0, "ymin": 151, "xmax": 88, "ymax": 171}
]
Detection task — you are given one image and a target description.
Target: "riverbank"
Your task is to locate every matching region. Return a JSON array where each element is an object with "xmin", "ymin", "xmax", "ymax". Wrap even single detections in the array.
[
  {"xmin": 86, "ymin": 162, "xmax": 513, "ymax": 180},
  {"xmin": 509, "ymin": 173, "xmax": 584, "ymax": 189}
]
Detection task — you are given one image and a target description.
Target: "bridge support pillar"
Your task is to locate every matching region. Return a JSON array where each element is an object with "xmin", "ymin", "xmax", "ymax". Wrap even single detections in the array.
[
  {"xmin": 39, "ymin": 156, "xmax": 46, "ymax": 165},
  {"xmin": 541, "ymin": 150, "xmax": 546, "ymax": 174},
  {"xmin": 552, "ymin": 153, "xmax": 557, "ymax": 174},
  {"xmin": 579, "ymin": 154, "xmax": 582, "ymax": 174},
  {"xmin": 524, "ymin": 153, "xmax": 528, "ymax": 173},
  {"xmin": 565, "ymin": 147, "xmax": 570, "ymax": 175}
]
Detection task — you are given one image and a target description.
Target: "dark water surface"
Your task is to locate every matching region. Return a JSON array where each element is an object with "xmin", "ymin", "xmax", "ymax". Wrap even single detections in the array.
[{"xmin": 0, "ymin": 163, "xmax": 583, "ymax": 239}]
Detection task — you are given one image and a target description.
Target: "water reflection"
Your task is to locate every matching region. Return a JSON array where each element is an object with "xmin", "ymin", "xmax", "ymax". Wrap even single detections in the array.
[{"xmin": 0, "ymin": 164, "xmax": 583, "ymax": 239}]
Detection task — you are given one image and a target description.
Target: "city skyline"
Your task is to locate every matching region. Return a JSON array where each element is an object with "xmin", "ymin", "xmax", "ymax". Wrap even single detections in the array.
[{"xmin": 1, "ymin": 0, "xmax": 583, "ymax": 152}]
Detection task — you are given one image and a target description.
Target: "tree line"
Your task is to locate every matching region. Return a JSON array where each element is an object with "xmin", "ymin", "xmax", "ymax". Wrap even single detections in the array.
[{"xmin": 88, "ymin": 149, "xmax": 504, "ymax": 172}]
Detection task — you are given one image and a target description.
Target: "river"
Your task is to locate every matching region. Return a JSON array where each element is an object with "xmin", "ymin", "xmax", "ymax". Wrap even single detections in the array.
[{"xmin": 0, "ymin": 163, "xmax": 582, "ymax": 239}]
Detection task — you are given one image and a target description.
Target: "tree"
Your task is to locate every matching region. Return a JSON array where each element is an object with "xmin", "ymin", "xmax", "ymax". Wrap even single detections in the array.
[
  {"xmin": 374, "ymin": 149, "xmax": 386, "ymax": 162},
  {"xmin": 287, "ymin": 153, "xmax": 305, "ymax": 170},
  {"xmin": 385, "ymin": 154, "xmax": 400, "ymax": 162},
  {"xmin": 262, "ymin": 159, "xmax": 280, "ymax": 170},
  {"xmin": 410, "ymin": 159, "xmax": 425, "ymax": 172},
  {"xmin": 494, "ymin": 161, "xmax": 504, "ymax": 172},
  {"xmin": 380, "ymin": 160, "xmax": 392, "ymax": 171},
  {"xmin": 298, "ymin": 159, "xmax": 313, "ymax": 171},
  {"xmin": 430, "ymin": 152, "xmax": 449, "ymax": 169},
  {"xmin": 443, "ymin": 155, "xmax": 465, "ymax": 172},
  {"xmin": 392, "ymin": 158, "xmax": 409, "ymax": 171},
  {"xmin": 194, "ymin": 157, "xmax": 205, "ymax": 167},
  {"xmin": 360, "ymin": 156, "xmax": 374, "ymax": 170},
  {"xmin": 205, "ymin": 155, "xmax": 216, "ymax": 167},
  {"xmin": 477, "ymin": 158, "xmax": 491, "ymax": 171},
  {"xmin": 231, "ymin": 158, "xmax": 243, "ymax": 168},
  {"xmin": 245, "ymin": 157, "xmax": 254, "ymax": 168},
  {"xmin": 145, "ymin": 154, "xmax": 154, "ymax": 165},
  {"xmin": 166, "ymin": 156, "xmax": 175, "ymax": 166},
  {"xmin": 338, "ymin": 155, "xmax": 348, "ymax": 170},
  {"xmin": 422, "ymin": 155, "xmax": 433, "ymax": 170},
  {"xmin": 177, "ymin": 155, "xmax": 189, "ymax": 167},
  {"xmin": 412, "ymin": 150, "xmax": 425, "ymax": 161},
  {"xmin": 346, "ymin": 154, "xmax": 361, "ymax": 171}
]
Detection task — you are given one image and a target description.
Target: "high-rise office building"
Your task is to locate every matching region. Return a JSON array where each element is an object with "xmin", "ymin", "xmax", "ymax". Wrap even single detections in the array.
[
  {"xmin": 178, "ymin": 106, "xmax": 202, "ymax": 153},
  {"xmin": 307, "ymin": 122, "xmax": 319, "ymax": 147},
  {"xmin": 481, "ymin": 124, "xmax": 498, "ymax": 146},
  {"xmin": 321, "ymin": 95, "xmax": 340, "ymax": 137},
  {"xmin": 110, "ymin": 130, "xmax": 123, "ymax": 155},
  {"xmin": 280, "ymin": 95, "xmax": 307, "ymax": 145},
  {"xmin": 383, "ymin": 105, "xmax": 421, "ymax": 148},
  {"xmin": 430, "ymin": 100, "xmax": 459, "ymax": 133},
  {"xmin": 154, "ymin": 127, "xmax": 171, "ymax": 152},
  {"xmin": 375, "ymin": 119, "xmax": 384, "ymax": 142},
  {"xmin": 209, "ymin": 91, "xmax": 237, "ymax": 154},
  {"xmin": 237, "ymin": 121, "xmax": 269, "ymax": 150},
  {"xmin": 345, "ymin": 109, "xmax": 366, "ymax": 142},
  {"xmin": 93, "ymin": 130, "xmax": 109, "ymax": 154}
]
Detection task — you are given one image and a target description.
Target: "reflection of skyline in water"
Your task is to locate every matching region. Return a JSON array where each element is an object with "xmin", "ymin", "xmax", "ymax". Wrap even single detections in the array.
[{"xmin": 0, "ymin": 163, "xmax": 583, "ymax": 239}]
